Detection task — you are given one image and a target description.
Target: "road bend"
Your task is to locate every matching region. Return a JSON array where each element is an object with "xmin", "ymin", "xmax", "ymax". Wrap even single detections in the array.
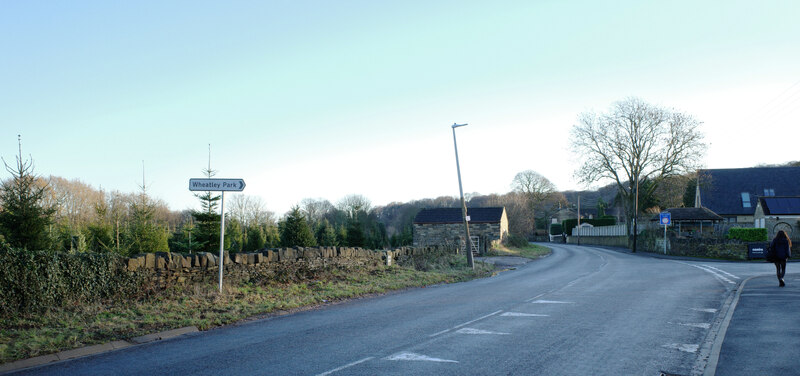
[{"xmin": 14, "ymin": 244, "xmax": 745, "ymax": 376}]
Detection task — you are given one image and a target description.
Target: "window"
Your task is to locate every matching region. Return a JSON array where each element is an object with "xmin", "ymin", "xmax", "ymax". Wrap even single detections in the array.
[
  {"xmin": 764, "ymin": 188, "xmax": 775, "ymax": 196},
  {"xmin": 741, "ymin": 192, "xmax": 751, "ymax": 208}
]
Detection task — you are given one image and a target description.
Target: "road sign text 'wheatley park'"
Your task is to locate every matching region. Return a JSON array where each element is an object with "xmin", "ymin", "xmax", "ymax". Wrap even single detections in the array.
[{"xmin": 188, "ymin": 178, "xmax": 246, "ymax": 192}]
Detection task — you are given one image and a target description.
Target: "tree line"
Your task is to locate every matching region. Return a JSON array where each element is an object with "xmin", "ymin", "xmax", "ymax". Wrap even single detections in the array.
[{"xmin": 9, "ymin": 97, "xmax": 794, "ymax": 254}]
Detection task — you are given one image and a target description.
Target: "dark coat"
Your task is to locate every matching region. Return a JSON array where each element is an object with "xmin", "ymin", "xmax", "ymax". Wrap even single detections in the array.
[{"xmin": 770, "ymin": 237, "xmax": 791, "ymax": 260}]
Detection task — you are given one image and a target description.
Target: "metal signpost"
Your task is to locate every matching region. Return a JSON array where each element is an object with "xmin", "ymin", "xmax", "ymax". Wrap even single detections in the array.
[
  {"xmin": 189, "ymin": 178, "xmax": 246, "ymax": 292},
  {"xmin": 659, "ymin": 212, "xmax": 671, "ymax": 255}
]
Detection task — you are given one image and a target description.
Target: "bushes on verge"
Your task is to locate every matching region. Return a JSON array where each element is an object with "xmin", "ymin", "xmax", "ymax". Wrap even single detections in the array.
[
  {"xmin": 726, "ymin": 228, "xmax": 768, "ymax": 242},
  {"xmin": 0, "ymin": 245, "xmax": 147, "ymax": 317}
]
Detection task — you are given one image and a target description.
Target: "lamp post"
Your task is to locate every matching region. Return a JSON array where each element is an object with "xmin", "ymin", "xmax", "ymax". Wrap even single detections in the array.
[{"xmin": 452, "ymin": 123, "xmax": 474, "ymax": 269}]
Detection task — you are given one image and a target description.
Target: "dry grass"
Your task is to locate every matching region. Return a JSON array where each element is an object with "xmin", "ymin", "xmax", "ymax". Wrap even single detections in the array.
[
  {"xmin": 490, "ymin": 243, "xmax": 551, "ymax": 259},
  {"xmin": 1, "ymin": 263, "xmax": 492, "ymax": 364}
]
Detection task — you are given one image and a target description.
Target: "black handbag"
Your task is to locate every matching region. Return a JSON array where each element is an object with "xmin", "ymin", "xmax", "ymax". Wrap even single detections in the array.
[{"xmin": 766, "ymin": 244, "xmax": 776, "ymax": 263}]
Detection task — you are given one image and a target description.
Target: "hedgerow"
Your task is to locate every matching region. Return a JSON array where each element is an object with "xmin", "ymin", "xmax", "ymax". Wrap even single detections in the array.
[{"xmin": 0, "ymin": 245, "xmax": 147, "ymax": 317}]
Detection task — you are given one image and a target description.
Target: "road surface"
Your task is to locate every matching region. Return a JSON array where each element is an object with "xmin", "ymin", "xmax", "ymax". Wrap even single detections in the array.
[{"xmin": 11, "ymin": 243, "xmax": 779, "ymax": 375}]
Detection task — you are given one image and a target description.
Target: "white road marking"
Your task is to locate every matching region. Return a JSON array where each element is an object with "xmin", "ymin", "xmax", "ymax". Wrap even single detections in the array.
[
  {"xmin": 531, "ymin": 300, "xmax": 573, "ymax": 304},
  {"xmin": 701, "ymin": 265, "xmax": 740, "ymax": 279},
  {"xmin": 316, "ymin": 357, "xmax": 375, "ymax": 376},
  {"xmin": 456, "ymin": 328, "xmax": 510, "ymax": 335},
  {"xmin": 662, "ymin": 343, "xmax": 699, "ymax": 353},
  {"xmin": 526, "ymin": 293, "xmax": 547, "ymax": 302},
  {"xmin": 386, "ymin": 352, "xmax": 458, "ymax": 363},
  {"xmin": 680, "ymin": 263, "xmax": 736, "ymax": 284},
  {"xmin": 501, "ymin": 312, "xmax": 549, "ymax": 317},
  {"xmin": 692, "ymin": 308, "xmax": 718, "ymax": 313},
  {"xmin": 678, "ymin": 323, "xmax": 711, "ymax": 329},
  {"xmin": 429, "ymin": 310, "xmax": 503, "ymax": 337}
]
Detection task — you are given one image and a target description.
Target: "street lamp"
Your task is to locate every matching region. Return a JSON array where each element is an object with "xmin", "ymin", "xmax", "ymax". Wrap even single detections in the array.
[{"xmin": 451, "ymin": 123, "xmax": 475, "ymax": 269}]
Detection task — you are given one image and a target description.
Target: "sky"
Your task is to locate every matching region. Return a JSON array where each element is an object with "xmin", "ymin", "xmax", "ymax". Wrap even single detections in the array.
[{"xmin": 2, "ymin": 0, "xmax": 799, "ymax": 215}]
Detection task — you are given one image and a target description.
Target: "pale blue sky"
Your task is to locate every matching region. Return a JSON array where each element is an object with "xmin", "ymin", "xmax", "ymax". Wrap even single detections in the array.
[{"xmin": 2, "ymin": 1, "xmax": 799, "ymax": 215}]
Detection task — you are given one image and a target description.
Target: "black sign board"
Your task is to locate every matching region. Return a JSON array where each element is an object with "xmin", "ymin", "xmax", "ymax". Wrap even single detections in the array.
[{"xmin": 747, "ymin": 242, "xmax": 768, "ymax": 260}]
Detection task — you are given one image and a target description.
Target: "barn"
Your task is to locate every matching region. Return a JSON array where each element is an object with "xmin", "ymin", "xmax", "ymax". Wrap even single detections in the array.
[{"xmin": 412, "ymin": 207, "xmax": 508, "ymax": 253}]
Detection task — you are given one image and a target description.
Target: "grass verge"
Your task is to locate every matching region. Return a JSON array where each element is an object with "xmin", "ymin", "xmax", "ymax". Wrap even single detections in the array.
[
  {"xmin": 489, "ymin": 243, "xmax": 551, "ymax": 259},
  {"xmin": 1, "ymin": 259, "xmax": 493, "ymax": 364}
]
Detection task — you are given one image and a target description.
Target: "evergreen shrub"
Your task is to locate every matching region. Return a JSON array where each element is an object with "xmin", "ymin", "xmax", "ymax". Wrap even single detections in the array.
[
  {"xmin": 0, "ymin": 245, "xmax": 146, "ymax": 317},
  {"xmin": 504, "ymin": 234, "xmax": 530, "ymax": 248},
  {"xmin": 726, "ymin": 228, "xmax": 768, "ymax": 242}
]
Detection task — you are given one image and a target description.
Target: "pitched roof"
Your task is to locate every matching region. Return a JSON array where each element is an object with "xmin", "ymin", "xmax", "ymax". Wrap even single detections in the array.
[
  {"xmin": 413, "ymin": 207, "xmax": 505, "ymax": 224},
  {"xmin": 650, "ymin": 207, "xmax": 723, "ymax": 222},
  {"xmin": 758, "ymin": 197, "xmax": 800, "ymax": 215},
  {"xmin": 697, "ymin": 167, "xmax": 800, "ymax": 216}
]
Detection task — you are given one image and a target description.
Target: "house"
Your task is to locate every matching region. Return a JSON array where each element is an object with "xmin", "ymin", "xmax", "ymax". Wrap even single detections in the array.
[
  {"xmin": 412, "ymin": 207, "xmax": 508, "ymax": 251},
  {"xmin": 696, "ymin": 167, "xmax": 800, "ymax": 225},
  {"xmin": 754, "ymin": 196, "xmax": 800, "ymax": 240},
  {"xmin": 649, "ymin": 207, "xmax": 723, "ymax": 237}
]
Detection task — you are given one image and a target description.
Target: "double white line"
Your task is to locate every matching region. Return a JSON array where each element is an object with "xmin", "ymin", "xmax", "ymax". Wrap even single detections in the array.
[{"xmin": 680, "ymin": 262, "xmax": 740, "ymax": 284}]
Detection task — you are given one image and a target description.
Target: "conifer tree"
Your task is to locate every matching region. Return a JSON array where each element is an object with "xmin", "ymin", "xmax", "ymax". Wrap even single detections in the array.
[
  {"xmin": 124, "ymin": 163, "xmax": 169, "ymax": 255},
  {"xmin": 279, "ymin": 207, "xmax": 316, "ymax": 247},
  {"xmin": 0, "ymin": 136, "xmax": 55, "ymax": 250},
  {"xmin": 191, "ymin": 145, "xmax": 221, "ymax": 253}
]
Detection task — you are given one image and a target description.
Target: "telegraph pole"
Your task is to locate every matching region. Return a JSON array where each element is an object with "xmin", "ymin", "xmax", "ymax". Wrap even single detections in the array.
[{"xmin": 451, "ymin": 123, "xmax": 474, "ymax": 269}]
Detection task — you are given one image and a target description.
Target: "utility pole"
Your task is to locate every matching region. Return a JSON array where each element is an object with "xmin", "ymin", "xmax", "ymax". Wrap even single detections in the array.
[{"xmin": 451, "ymin": 123, "xmax": 474, "ymax": 269}]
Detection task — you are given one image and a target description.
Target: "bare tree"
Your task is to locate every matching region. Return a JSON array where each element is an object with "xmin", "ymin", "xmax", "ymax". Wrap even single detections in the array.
[
  {"xmin": 229, "ymin": 194, "xmax": 275, "ymax": 227},
  {"xmin": 337, "ymin": 194, "xmax": 372, "ymax": 219},
  {"xmin": 300, "ymin": 198, "xmax": 334, "ymax": 226},
  {"xmin": 511, "ymin": 170, "xmax": 557, "ymax": 235},
  {"xmin": 571, "ymin": 97, "xmax": 705, "ymax": 249}
]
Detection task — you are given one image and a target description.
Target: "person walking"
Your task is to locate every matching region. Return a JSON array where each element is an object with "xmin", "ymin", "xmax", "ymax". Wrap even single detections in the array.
[{"xmin": 769, "ymin": 230, "xmax": 792, "ymax": 287}]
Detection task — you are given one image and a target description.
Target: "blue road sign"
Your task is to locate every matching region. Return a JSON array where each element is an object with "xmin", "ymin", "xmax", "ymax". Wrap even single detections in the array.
[{"xmin": 659, "ymin": 212, "xmax": 671, "ymax": 226}]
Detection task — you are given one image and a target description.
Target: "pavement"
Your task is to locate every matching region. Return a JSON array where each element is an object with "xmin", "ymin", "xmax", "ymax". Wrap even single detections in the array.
[{"xmin": 711, "ymin": 272, "xmax": 800, "ymax": 376}]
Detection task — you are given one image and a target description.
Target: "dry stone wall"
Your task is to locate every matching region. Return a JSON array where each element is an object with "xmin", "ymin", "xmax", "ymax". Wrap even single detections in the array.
[{"xmin": 125, "ymin": 246, "xmax": 439, "ymax": 289}]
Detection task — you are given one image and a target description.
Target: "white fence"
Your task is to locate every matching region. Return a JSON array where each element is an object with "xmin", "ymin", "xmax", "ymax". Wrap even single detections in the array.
[{"xmin": 571, "ymin": 224, "xmax": 645, "ymax": 237}]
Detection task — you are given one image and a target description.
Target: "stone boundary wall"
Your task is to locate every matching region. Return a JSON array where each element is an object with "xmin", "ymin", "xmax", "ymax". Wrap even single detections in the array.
[
  {"xmin": 565, "ymin": 235, "xmax": 751, "ymax": 260},
  {"xmin": 125, "ymin": 246, "xmax": 441, "ymax": 289}
]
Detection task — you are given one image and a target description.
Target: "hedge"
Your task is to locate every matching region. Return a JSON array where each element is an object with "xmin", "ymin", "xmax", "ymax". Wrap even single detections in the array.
[
  {"xmin": 0, "ymin": 246, "xmax": 147, "ymax": 317},
  {"xmin": 726, "ymin": 228, "xmax": 768, "ymax": 242}
]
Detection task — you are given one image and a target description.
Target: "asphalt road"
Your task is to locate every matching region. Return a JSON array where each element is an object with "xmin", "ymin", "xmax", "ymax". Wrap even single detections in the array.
[{"xmin": 10, "ymin": 244, "xmax": 781, "ymax": 376}]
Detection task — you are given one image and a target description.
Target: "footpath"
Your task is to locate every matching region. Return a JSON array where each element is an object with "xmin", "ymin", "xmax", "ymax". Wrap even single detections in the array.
[{"xmin": 712, "ymin": 273, "xmax": 800, "ymax": 376}]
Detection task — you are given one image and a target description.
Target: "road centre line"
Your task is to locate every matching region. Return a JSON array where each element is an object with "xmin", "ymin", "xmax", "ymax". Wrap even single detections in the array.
[
  {"xmin": 429, "ymin": 310, "xmax": 503, "ymax": 337},
  {"xmin": 386, "ymin": 352, "xmax": 458, "ymax": 363},
  {"xmin": 456, "ymin": 328, "xmax": 510, "ymax": 335},
  {"xmin": 526, "ymin": 293, "xmax": 546, "ymax": 302},
  {"xmin": 315, "ymin": 357, "xmax": 375, "ymax": 376},
  {"xmin": 501, "ymin": 312, "xmax": 549, "ymax": 317}
]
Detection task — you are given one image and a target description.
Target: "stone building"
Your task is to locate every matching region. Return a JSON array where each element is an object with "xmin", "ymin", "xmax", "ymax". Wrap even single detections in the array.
[
  {"xmin": 412, "ymin": 207, "xmax": 508, "ymax": 253},
  {"xmin": 754, "ymin": 196, "xmax": 800, "ymax": 241},
  {"xmin": 696, "ymin": 166, "xmax": 800, "ymax": 224}
]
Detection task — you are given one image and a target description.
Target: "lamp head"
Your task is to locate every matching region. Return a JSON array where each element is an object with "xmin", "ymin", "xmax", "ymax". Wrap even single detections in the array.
[{"xmin": 451, "ymin": 123, "xmax": 468, "ymax": 129}]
